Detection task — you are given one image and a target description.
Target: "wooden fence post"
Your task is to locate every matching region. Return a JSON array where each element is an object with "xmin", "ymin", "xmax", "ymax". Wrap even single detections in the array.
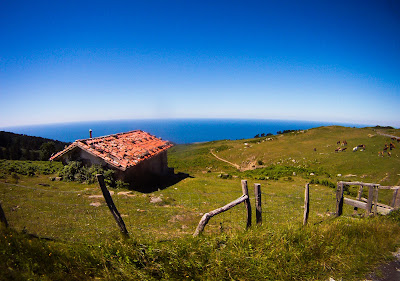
[
  {"xmin": 241, "ymin": 180, "xmax": 252, "ymax": 228},
  {"xmin": 336, "ymin": 182, "xmax": 344, "ymax": 217},
  {"xmin": 0, "ymin": 202, "xmax": 8, "ymax": 228},
  {"xmin": 373, "ymin": 185, "xmax": 379, "ymax": 215},
  {"xmin": 96, "ymin": 174, "xmax": 129, "ymax": 238},
  {"xmin": 353, "ymin": 185, "xmax": 364, "ymax": 213},
  {"xmin": 366, "ymin": 185, "xmax": 374, "ymax": 215},
  {"xmin": 254, "ymin": 183, "xmax": 262, "ymax": 225},
  {"xmin": 391, "ymin": 188, "xmax": 399, "ymax": 208},
  {"xmin": 303, "ymin": 183, "xmax": 310, "ymax": 225}
]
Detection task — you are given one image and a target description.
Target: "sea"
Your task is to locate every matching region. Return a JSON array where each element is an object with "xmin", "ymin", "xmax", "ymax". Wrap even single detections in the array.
[{"xmin": 1, "ymin": 119, "xmax": 367, "ymax": 144}]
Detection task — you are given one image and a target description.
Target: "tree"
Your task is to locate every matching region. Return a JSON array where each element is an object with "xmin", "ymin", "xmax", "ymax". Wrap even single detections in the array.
[
  {"xmin": 40, "ymin": 141, "xmax": 56, "ymax": 161},
  {"xmin": 9, "ymin": 142, "xmax": 22, "ymax": 160}
]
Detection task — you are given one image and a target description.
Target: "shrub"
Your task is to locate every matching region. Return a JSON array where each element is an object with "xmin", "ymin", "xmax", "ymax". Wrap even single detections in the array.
[
  {"xmin": 11, "ymin": 172, "xmax": 19, "ymax": 183},
  {"xmin": 58, "ymin": 162, "xmax": 117, "ymax": 187},
  {"xmin": 310, "ymin": 178, "xmax": 336, "ymax": 189},
  {"xmin": 59, "ymin": 161, "xmax": 82, "ymax": 181},
  {"xmin": 115, "ymin": 180, "xmax": 130, "ymax": 189}
]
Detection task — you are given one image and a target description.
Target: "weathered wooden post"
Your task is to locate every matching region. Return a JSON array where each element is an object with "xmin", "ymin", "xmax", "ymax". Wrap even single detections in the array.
[
  {"xmin": 353, "ymin": 185, "xmax": 364, "ymax": 213},
  {"xmin": 366, "ymin": 185, "xmax": 374, "ymax": 215},
  {"xmin": 336, "ymin": 181, "xmax": 344, "ymax": 217},
  {"xmin": 242, "ymin": 180, "xmax": 252, "ymax": 228},
  {"xmin": 373, "ymin": 185, "xmax": 379, "ymax": 215},
  {"xmin": 254, "ymin": 183, "xmax": 262, "ymax": 225},
  {"xmin": 303, "ymin": 183, "xmax": 310, "ymax": 225},
  {"xmin": 96, "ymin": 174, "xmax": 129, "ymax": 238},
  {"xmin": 391, "ymin": 188, "xmax": 399, "ymax": 208},
  {"xmin": 0, "ymin": 202, "xmax": 8, "ymax": 228}
]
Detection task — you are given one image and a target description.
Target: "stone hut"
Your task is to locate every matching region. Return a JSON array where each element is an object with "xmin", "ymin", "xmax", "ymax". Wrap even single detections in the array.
[{"xmin": 50, "ymin": 130, "xmax": 174, "ymax": 188}]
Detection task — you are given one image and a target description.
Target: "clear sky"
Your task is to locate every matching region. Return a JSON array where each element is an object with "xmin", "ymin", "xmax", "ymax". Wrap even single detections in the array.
[{"xmin": 1, "ymin": 0, "xmax": 400, "ymax": 128}]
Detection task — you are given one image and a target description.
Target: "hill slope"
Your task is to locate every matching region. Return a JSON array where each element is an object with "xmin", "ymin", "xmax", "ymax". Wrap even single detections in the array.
[{"xmin": 169, "ymin": 126, "xmax": 400, "ymax": 186}]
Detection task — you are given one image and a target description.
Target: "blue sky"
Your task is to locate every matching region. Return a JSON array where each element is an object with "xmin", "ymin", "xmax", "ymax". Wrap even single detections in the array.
[{"xmin": 1, "ymin": 0, "xmax": 400, "ymax": 128}]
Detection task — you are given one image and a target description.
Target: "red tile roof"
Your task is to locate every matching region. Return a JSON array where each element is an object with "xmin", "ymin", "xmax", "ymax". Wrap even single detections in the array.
[{"xmin": 50, "ymin": 130, "xmax": 173, "ymax": 171}]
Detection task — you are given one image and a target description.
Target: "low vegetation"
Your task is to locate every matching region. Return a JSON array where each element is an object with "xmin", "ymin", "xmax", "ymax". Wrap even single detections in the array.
[
  {"xmin": 0, "ymin": 126, "xmax": 400, "ymax": 280},
  {"xmin": 2, "ymin": 214, "xmax": 400, "ymax": 280}
]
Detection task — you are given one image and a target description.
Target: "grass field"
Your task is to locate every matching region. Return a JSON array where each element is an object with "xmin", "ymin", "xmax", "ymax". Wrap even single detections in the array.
[{"xmin": 1, "ymin": 126, "xmax": 400, "ymax": 280}]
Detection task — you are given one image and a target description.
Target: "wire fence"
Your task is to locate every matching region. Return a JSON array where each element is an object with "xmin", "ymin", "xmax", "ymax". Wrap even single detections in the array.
[{"xmin": 0, "ymin": 178, "xmax": 338, "ymax": 243}]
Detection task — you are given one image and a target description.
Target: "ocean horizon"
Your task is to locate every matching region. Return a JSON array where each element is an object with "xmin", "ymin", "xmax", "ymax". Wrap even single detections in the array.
[{"xmin": 1, "ymin": 119, "xmax": 369, "ymax": 144}]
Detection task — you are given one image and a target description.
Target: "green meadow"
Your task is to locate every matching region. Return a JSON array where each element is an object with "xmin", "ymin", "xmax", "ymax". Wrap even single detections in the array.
[{"xmin": 1, "ymin": 126, "xmax": 400, "ymax": 280}]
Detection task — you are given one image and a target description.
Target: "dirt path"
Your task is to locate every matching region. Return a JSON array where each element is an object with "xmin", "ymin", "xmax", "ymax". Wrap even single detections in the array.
[
  {"xmin": 210, "ymin": 149, "xmax": 241, "ymax": 170},
  {"xmin": 376, "ymin": 131, "xmax": 400, "ymax": 141}
]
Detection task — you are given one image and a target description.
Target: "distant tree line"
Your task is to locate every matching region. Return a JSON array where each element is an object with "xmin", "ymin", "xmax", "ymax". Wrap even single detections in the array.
[
  {"xmin": 253, "ymin": 133, "xmax": 273, "ymax": 138},
  {"xmin": 253, "ymin": 129, "xmax": 300, "ymax": 138},
  {"xmin": 276, "ymin": 129, "xmax": 299, "ymax": 135},
  {"xmin": 0, "ymin": 131, "xmax": 69, "ymax": 161}
]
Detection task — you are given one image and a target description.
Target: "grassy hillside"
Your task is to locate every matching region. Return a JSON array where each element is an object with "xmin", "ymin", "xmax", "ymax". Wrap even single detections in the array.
[
  {"xmin": 173, "ymin": 126, "xmax": 400, "ymax": 185},
  {"xmin": 168, "ymin": 126, "xmax": 400, "ymax": 206},
  {"xmin": 1, "ymin": 126, "xmax": 400, "ymax": 280},
  {"xmin": 170, "ymin": 126, "xmax": 400, "ymax": 185}
]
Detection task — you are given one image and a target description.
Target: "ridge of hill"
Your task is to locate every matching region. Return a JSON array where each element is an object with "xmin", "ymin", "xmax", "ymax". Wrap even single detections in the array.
[{"xmin": 0, "ymin": 131, "xmax": 69, "ymax": 161}]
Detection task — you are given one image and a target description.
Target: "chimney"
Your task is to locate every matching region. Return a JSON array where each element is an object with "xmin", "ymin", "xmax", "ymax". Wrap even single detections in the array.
[{"xmin": 89, "ymin": 129, "xmax": 92, "ymax": 138}]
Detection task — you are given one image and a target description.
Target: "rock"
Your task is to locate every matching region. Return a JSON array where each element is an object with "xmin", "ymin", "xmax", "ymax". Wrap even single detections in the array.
[
  {"xmin": 90, "ymin": 202, "xmax": 101, "ymax": 207},
  {"xmin": 118, "ymin": 191, "xmax": 133, "ymax": 196},
  {"xmin": 150, "ymin": 196, "xmax": 163, "ymax": 203},
  {"xmin": 88, "ymin": 195, "xmax": 104, "ymax": 199}
]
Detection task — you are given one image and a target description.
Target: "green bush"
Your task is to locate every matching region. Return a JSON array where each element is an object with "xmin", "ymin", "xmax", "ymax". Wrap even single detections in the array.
[
  {"xmin": 115, "ymin": 180, "xmax": 130, "ymax": 189},
  {"xmin": 58, "ymin": 161, "xmax": 117, "ymax": 187},
  {"xmin": 310, "ymin": 178, "xmax": 336, "ymax": 189}
]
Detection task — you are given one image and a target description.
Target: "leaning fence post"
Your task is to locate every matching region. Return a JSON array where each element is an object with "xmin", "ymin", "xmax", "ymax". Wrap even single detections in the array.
[
  {"xmin": 336, "ymin": 182, "xmax": 344, "ymax": 217},
  {"xmin": 303, "ymin": 183, "xmax": 310, "ymax": 225},
  {"xmin": 96, "ymin": 174, "xmax": 129, "ymax": 238},
  {"xmin": 241, "ymin": 180, "xmax": 252, "ymax": 228},
  {"xmin": 254, "ymin": 183, "xmax": 262, "ymax": 225},
  {"xmin": 0, "ymin": 202, "xmax": 8, "ymax": 228},
  {"xmin": 193, "ymin": 185, "xmax": 250, "ymax": 236}
]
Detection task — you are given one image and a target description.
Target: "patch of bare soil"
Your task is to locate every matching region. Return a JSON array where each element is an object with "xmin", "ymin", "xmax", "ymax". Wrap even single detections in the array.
[{"xmin": 366, "ymin": 249, "xmax": 400, "ymax": 281}]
